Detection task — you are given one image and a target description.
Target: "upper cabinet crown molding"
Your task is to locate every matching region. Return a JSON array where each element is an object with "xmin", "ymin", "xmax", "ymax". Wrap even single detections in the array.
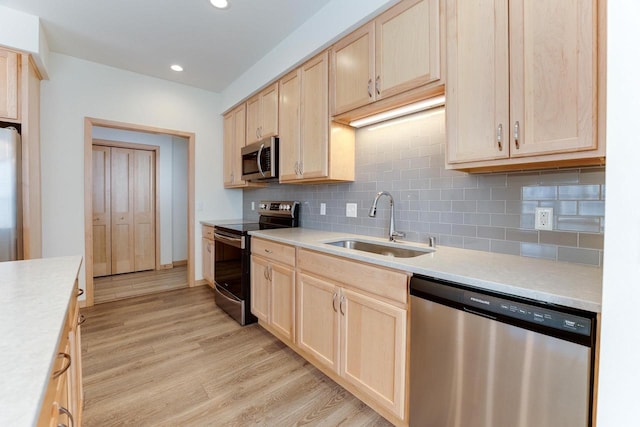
[
  {"xmin": 445, "ymin": 0, "xmax": 606, "ymax": 172},
  {"xmin": 330, "ymin": 0, "xmax": 444, "ymax": 124}
]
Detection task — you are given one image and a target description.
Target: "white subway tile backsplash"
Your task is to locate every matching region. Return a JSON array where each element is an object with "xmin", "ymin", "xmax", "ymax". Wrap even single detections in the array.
[{"xmin": 244, "ymin": 110, "xmax": 604, "ymax": 266}]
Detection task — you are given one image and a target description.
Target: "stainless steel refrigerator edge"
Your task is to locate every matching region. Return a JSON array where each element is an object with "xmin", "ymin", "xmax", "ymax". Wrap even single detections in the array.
[{"xmin": 0, "ymin": 127, "xmax": 23, "ymax": 262}]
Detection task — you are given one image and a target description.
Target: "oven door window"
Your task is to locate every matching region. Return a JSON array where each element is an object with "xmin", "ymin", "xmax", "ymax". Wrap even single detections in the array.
[{"xmin": 214, "ymin": 238, "xmax": 243, "ymax": 298}]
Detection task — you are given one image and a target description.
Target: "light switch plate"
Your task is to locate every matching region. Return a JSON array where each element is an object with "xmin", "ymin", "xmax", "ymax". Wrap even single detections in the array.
[
  {"xmin": 251, "ymin": 201, "xmax": 255, "ymax": 211},
  {"xmin": 346, "ymin": 203, "xmax": 357, "ymax": 218},
  {"xmin": 535, "ymin": 207, "xmax": 553, "ymax": 230},
  {"xmin": 320, "ymin": 203, "xmax": 326, "ymax": 215}
]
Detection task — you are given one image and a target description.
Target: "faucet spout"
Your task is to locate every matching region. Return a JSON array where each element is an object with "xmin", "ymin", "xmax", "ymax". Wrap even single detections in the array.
[{"xmin": 368, "ymin": 191, "xmax": 404, "ymax": 241}]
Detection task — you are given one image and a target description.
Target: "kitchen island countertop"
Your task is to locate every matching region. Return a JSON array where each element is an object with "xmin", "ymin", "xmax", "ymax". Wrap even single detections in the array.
[
  {"xmin": 249, "ymin": 228, "xmax": 602, "ymax": 312},
  {"xmin": 0, "ymin": 256, "xmax": 83, "ymax": 426}
]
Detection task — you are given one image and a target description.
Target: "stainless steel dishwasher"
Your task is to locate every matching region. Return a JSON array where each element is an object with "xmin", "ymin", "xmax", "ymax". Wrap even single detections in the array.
[{"xmin": 409, "ymin": 275, "xmax": 597, "ymax": 427}]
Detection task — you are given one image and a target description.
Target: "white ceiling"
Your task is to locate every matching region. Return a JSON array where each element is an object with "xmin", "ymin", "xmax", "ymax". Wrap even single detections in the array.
[{"xmin": 0, "ymin": 0, "xmax": 334, "ymax": 92}]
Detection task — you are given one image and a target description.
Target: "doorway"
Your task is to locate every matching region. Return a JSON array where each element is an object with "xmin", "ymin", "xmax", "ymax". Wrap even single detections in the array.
[{"xmin": 84, "ymin": 118, "xmax": 196, "ymax": 307}]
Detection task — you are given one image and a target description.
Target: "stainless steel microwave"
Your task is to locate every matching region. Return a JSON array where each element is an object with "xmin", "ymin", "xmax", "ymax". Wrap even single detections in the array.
[{"xmin": 241, "ymin": 137, "xmax": 279, "ymax": 181}]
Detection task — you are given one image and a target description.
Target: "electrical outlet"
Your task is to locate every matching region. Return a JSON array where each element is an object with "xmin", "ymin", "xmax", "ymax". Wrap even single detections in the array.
[
  {"xmin": 346, "ymin": 203, "xmax": 358, "ymax": 218},
  {"xmin": 535, "ymin": 207, "xmax": 553, "ymax": 231},
  {"xmin": 320, "ymin": 203, "xmax": 326, "ymax": 215}
]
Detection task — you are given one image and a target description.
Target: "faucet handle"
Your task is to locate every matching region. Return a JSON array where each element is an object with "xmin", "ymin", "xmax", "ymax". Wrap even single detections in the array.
[
  {"xmin": 428, "ymin": 236, "xmax": 437, "ymax": 248},
  {"xmin": 391, "ymin": 231, "xmax": 406, "ymax": 241}
]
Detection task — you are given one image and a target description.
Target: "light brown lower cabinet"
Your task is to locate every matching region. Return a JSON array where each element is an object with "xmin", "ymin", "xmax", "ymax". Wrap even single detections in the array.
[
  {"xmin": 250, "ymin": 238, "xmax": 296, "ymax": 343},
  {"xmin": 38, "ymin": 281, "xmax": 84, "ymax": 427},
  {"xmin": 250, "ymin": 239, "xmax": 410, "ymax": 426},
  {"xmin": 202, "ymin": 225, "xmax": 215, "ymax": 287}
]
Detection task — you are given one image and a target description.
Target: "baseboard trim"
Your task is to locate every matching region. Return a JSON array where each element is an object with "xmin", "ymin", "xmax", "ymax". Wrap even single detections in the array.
[
  {"xmin": 158, "ymin": 263, "xmax": 173, "ymax": 270},
  {"xmin": 194, "ymin": 279, "xmax": 209, "ymax": 287},
  {"xmin": 173, "ymin": 260, "xmax": 187, "ymax": 267}
]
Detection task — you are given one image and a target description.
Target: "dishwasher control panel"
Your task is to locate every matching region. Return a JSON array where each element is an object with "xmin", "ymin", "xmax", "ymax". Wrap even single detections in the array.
[{"xmin": 464, "ymin": 291, "xmax": 592, "ymax": 336}]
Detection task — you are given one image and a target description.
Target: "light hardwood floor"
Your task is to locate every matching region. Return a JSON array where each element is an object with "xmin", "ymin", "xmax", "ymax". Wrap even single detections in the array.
[
  {"xmin": 93, "ymin": 266, "xmax": 188, "ymax": 304},
  {"xmin": 80, "ymin": 286, "xmax": 393, "ymax": 426}
]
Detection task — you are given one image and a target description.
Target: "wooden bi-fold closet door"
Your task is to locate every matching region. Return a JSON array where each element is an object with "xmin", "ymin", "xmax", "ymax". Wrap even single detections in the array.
[{"xmin": 93, "ymin": 145, "xmax": 156, "ymax": 277}]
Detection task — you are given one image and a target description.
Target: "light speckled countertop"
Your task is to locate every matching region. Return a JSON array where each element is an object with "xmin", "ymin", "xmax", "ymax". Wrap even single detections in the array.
[
  {"xmin": 0, "ymin": 256, "xmax": 83, "ymax": 426},
  {"xmin": 249, "ymin": 228, "xmax": 602, "ymax": 312},
  {"xmin": 200, "ymin": 218, "xmax": 254, "ymax": 227}
]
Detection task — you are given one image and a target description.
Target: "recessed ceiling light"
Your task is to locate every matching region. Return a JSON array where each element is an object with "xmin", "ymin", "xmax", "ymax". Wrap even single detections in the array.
[
  {"xmin": 171, "ymin": 64, "xmax": 183, "ymax": 72},
  {"xmin": 210, "ymin": 0, "xmax": 228, "ymax": 9}
]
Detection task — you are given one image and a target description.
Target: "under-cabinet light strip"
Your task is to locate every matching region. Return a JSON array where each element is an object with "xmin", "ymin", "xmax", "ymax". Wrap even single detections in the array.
[{"xmin": 349, "ymin": 95, "xmax": 446, "ymax": 128}]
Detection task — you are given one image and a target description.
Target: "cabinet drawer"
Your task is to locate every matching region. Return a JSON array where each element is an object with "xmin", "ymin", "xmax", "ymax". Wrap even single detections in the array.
[
  {"xmin": 252, "ymin": 238, "xmax": 295, "ymax": 266},
  {"xmin": 298, "ymin": 249, "xmax": 409, "ymax": 304},
  {"xmin": 202, "ymin": 225, "xmax": 215, "ymax": 240}
]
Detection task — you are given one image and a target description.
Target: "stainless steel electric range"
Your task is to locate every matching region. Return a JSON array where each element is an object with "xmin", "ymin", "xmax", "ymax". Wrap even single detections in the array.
[{"xmin": 212, "ymin": 201, "xmax": 299, "ymax": 325}]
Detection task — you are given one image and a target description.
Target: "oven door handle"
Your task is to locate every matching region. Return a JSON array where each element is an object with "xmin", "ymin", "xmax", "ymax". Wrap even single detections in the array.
[
  {"xmin": 257, "ymin": 143, "xmax": 266, "ymax": 177},
  {"xmin": 213, "ymin": 232, "xmax": 244, "ymax": 249}
]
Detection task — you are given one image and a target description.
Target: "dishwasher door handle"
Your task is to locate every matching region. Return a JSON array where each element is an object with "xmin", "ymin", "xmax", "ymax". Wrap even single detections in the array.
[{"xmin": 463, "ymin": 307, "xmax": 497, "ymax": 321}]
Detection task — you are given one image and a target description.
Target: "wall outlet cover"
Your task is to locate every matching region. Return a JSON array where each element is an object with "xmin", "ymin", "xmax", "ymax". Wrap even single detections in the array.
[
  {"xmin": 535, "ymin": 207, "xmax": 553, "ymax": 231},
  {"xmin": 251, "ymin": 201, "xmax": 255, "ymax": 211},
  {"xmin": 320, "ymin": 203, "xmax": 326, "ymax": 215},
  {"xmin": 346, "ymin": 203, "xmax": 358, "ymax": 218}
]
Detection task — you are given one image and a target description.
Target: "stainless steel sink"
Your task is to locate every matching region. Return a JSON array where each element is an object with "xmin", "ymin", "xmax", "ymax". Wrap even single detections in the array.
[{"xmin": 325, "ymin": 239, "xmax": 434, "ymax": 258}]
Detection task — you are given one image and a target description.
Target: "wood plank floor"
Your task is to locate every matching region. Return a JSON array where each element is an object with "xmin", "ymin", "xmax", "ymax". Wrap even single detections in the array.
[
  {"xmin": 80, "ymin": 286, "xmax": 393, "ymax": 426},
  {"xmin": 93, "ymin": 266, "xmax": 188, "ymax": 304}
]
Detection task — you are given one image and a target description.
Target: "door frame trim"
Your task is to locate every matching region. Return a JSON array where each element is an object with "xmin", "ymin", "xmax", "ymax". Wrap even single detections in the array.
[{"xmin": 84, "ymin": 117, "xmax": 196, "ymax": 306}]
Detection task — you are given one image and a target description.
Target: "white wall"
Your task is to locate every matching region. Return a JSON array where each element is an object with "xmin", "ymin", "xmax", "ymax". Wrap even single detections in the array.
[
  {"xmin": 221, "ymin": 0, "xmax": 398, "ymax": 110},
  {"xmin": 40, "ymin": 53, "xmax": 243, "ymax": 295},
  {"xmin": 597, "ymin": 1, "xmax": 640, "ymax": 425},
  {"xmin": 91, "ymin": 126, "xmax": 187, "ymax": 266},
  {"xmin": 172, "ymin": 137, "xmax": 188, "ymax": 261}
]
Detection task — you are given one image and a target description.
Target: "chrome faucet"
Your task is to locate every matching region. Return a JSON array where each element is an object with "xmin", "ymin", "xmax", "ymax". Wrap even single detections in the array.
[{"xmin": 368, "ymin": 191, "xmax": 405, "ymax": 242}]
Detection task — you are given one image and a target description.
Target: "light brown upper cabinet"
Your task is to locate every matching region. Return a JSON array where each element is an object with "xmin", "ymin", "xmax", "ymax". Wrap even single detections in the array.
[
  {"xmin": 223, "ymin": 104, "xmax": 248, "ymax": 188},
  {"xmin": 331, "ymin": 0, "xmax": 442, "ymax": 119},
  {"xmin": 446, "ymin": 0, "xmax": 605, "ymax": 171},
  {"xmin": 279, "ymin": 52, "xmax": 355, "ymax": 183},
  {"xmin": 246, "ymin": 82, "xmax": 279, "ymax": 144},
  {"xmin": 0, "ymin": 49, "xmax": 19, "ymax": 120}
]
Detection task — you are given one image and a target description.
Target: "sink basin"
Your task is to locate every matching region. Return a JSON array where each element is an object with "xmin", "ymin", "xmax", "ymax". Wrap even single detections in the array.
[{"xmin": 325, "ymin": 239, "xmax": 434, "ymax": 258}]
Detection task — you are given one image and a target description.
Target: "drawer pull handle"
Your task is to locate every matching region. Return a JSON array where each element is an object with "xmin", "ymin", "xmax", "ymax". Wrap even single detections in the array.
[
  {"xmin": 78, "ymin": 314, "xmax": 86, "ymax": 326},
  {"xmin": 332, "ymin": 292, "xmax": 338, "ymax": 313},
  {"xmin": 497, "ymin": 123, "xmax": 503, "ymax": 151},
  {"xmin": 339, "ymin": 295, "xmax": 346, "ymax": 315},
  {"xmin": 58, "ymin": 405, "xmax": 74, "ymax": 427},
  {"xmin": 77, "ymin": 288, "xmax": 84, "ymax": 297},
  {"xmin": 367, "ymin": 79, "xmax": 373, "ymax": 98},
  {"xmin": 264, "ymin": 249, "xmax": 273, "ymax": 254},
  {"xmin": 514, "ymin": 121, "xmax": 520, "ymax": 149},
  {"xmin": 53, "ymin": 353, "xmax": 71, "ymax": 379},
  {"xmin": 375, "ymin": 76, "xmax": 381, "ymax": 95}
]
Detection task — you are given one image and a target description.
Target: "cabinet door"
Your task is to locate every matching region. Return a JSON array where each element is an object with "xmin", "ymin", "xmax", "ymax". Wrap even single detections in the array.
[
  {"xmin": 246, "ymin": 95, "xmax": 261, "ymax": 144},
  {"xmin": 133, "ymin": 149, "xmax": 155, "ymax": 272},
  {"xmin": 331, "ymin": 23, "xmax": 375, "ymax": 115},
  {"xmin": 0, "ymin": 49, "xmax": 18, "ymax": 120},
  {"xmin": 110, "ymin": 147, "xmax": 135, "ymax": 274},
  {"xmin": 250, "ymin": 255, "xmax": 270, "ymax": 322},
  {"xmin": 300, "ymin": 52, "xmax": 329, "ymax": 179},
  {"xmin": 445, "ymin": 0, "xmax": 510, "ymax": 164},
  {"xmin": 202, "ymin": 239, "xmax": 214, "ymax": 285},
  {"xmin": 260, "ymin": 82, "xmax": 279, "ymax": 139},
  {"xmin": 341, "ymin": 288, "xmax": 407, "ymax": 419},
  {"xmin": 278, "ymin": 69, "xmax": 301, "ymax": 182},
  {"xmin": 223, "ymin": 104, "xmax": 248, "ymax": 188},
  {"xmin": 376, "ymin": 0, "xmax": 441, "ymax": 100},
  {"xmin": 223, "ymin": 112, "xmax": 235, "ymax": 187},
  {"xmin": 509, "ymin": 0, "xmax": 596, "ymax": 157},
  {"xmin": 297, "ymin": 272, "xmax": 340, "ymax": 373},
  {"xmin": 92, "ymin": 146, "xmax": 111, "ymax": 277},
  {"xmin": 270, "ymin": 262, "xmax": 295, "ymax": 342}
]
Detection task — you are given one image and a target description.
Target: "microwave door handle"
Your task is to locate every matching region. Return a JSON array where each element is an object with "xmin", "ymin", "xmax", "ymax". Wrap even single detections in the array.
[{"xmin": 257, "ymin": 143, "xmax": 266, "ymax": 177}]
